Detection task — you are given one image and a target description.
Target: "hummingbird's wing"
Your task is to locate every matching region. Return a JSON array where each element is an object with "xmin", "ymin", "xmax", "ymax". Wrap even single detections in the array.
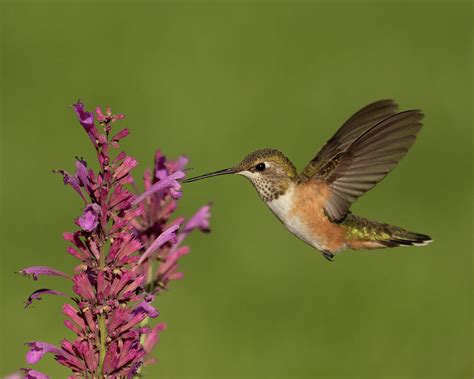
[
  {"xmin": 301, "ymin": 100, "xmax": 399, "ymax": 180},
  {"xmin": 301, "ymin": 102, "xmax": 423, "ymax": 221}
]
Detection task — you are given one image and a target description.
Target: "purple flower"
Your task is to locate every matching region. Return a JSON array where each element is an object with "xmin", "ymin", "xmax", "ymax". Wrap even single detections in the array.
[
  {"xmin": 137, "ymin": 223, "xmax": 181, "ymax": 265},
  {"xmin": 184, "ymin": 205, "xmax": 211, "ymax": 233},
  {"xmin": 74, "ymin": 101, "xmax": 94, "ymax": 129},
  {"xmin": 175, "ymin": 205, "xmax": 212, "ymax": 248},
  {"xmin": 25, "ymin": 341, "xmax": 64, "ymax": 364},
  {"xmin": 25, "ymin": 289, "xmax": 69, "ymax": 308},
  {"xmin": 20, "ymin": 101, "xmax": 211, "ymax": 377},
  {"xmin": 133, "ymin": 171, "xmax": 185, "ymax": 205},
  {"xmin": 53, "ymin": 169, "xmax": 86, "ymax": 204},
  {"xmin": 73, "ymin": 101, "xmax": 100, "ymax": 145},
  {"xmin": 76, "ymin": 203, "xmax": 101, "ymax": 232},
  {"xmin": 75, "ymin": 159, "xmax": 89, "ymax": 188},
  {"xmin": 20, "ymin": 369, "xmax": 50, "ymax": 379},
  {"xmin": 135, "ymin": 300, "xmax": 160, "ymax": 318},
  {"xmin": 17, "ymin": 266, "xmax": 70, "ymax": 281}
]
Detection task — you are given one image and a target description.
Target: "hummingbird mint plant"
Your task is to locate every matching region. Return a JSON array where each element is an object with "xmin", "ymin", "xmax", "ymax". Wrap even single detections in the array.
[{"xmin": 17, "ymin": 101, "xmax": 210, "ymax": 378}]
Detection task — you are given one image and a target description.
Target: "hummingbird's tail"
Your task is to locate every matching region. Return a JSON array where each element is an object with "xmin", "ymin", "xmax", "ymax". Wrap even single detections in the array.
[
  {"xmin": 342, "ymin": 214, "xmax": 433, "ymax": 250},
  {"xmin": 378, "ymin": 229, "xmax": 433, "ymax": 248}
]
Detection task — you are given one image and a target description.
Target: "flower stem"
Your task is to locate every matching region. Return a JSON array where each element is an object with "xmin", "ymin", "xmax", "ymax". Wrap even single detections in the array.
[
  {"xmin": 98, "ymin": 236, "xmax": 107, "ymax": 376},
  {"xmin": 98, "ymin": 315, "xmax": 107, "ymax": 376}
]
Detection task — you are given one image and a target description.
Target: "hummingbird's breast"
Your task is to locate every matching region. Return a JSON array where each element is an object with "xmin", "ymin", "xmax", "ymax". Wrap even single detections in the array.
[{"xmin": 266, "ymin": 181, "xmax": 347, "ymax": 253}]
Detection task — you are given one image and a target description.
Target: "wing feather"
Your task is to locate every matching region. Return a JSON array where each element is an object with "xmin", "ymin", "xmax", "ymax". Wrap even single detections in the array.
[
  {"xmin": 301, "ymin": 103, "xmax": 424, "ymax": 222},
  {"xmin": 321, "ymin": 110, "xmax": 424, "ymax": 221},
  {"xmin": 300, "ymin": 99, "xmax": 398, "ymax": 179}
]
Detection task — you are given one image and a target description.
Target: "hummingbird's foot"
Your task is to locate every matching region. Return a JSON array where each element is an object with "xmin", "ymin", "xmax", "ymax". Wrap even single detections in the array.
[{"xmin": 322, "ymin": 251, "xmax": 335, "ymax": 262}]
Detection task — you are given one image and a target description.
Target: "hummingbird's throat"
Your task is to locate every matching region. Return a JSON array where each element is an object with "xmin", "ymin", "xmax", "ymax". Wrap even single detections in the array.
[
  {"xmin": 251, "ymin": 177, "xmax": 289, "ymax": 202},
  {"xmin": 237, "ymin": 170, "xmax": 291, "ymax": 202}
]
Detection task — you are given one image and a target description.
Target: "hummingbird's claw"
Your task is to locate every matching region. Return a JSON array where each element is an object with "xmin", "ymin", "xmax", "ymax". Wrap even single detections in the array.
[{"xmin": 322, "ymin": 251, "xmax": 335, "ymax": 262}]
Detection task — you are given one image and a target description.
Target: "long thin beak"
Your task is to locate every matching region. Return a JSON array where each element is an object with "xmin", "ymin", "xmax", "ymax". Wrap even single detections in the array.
[{"xmin": 183, "ymin": 168, "xmax": 236, "ymax": 183}]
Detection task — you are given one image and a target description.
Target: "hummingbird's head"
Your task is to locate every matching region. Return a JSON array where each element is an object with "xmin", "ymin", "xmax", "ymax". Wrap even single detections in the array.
[{"xmin": 184, "ymin": 148, "xmax": 297, "ymax": 202}]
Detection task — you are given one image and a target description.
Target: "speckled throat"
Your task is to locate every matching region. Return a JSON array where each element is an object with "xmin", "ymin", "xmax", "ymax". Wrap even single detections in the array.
[{"xmin": 251, "ymin": 176, "xmax": 292, "ymax": 202}]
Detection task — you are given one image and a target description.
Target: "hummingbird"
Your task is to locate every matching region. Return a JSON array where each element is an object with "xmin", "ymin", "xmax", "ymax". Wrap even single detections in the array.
[{"xmin": 184, "ymin": 100, "xmax": 432, "ymax": 261}]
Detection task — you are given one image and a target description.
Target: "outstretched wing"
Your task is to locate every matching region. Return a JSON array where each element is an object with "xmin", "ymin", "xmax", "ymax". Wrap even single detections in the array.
[
  {"xmin": 301, "ymin": 102, "xmax": 424, "ymax": 221},
  {"xmin": 301, "ymin": 99, "xmax": 399, "ymax": 180}
]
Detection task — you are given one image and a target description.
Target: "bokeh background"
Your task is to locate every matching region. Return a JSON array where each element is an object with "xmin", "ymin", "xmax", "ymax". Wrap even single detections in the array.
[{"xmin": 1, "ymin": 1, "xmax": 472, "ymax": 378}]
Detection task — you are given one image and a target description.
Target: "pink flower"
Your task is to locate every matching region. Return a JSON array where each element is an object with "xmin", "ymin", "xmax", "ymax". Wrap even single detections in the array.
[
  {"xmin": 184, "ymin": 205, "xmax": 211, "ymax": 233},
  {"xmin": 19, "ymin": 101, "xmax": 211, "ymax": 377},
  {"xmin": 95, "ymin": 105, "xmax": 125, "ymax": 124}
]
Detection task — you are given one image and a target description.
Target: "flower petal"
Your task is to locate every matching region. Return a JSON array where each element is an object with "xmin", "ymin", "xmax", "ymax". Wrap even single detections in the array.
[
  {"xmin": 20, "ymin": 368, "xmax": 50, "ymax": 379},
  {"xmin": 72, "ymin": 273, "xmax": 95, "ymax": 301},
  {"xmin": 25, "ymin": 289, "xmax": 69, "ymax": 308},
  {"xmin": 74, "ymin": 101, "xmax": 94, "ymax": 130},
  {"xmin": 132, "ymin": 171, "xmax": 185, "ymax": 205},
  {"xmin": 168, "ymin": 155, "xmax": 188, "ymax": 173},
  {"xmin": 76, "ymin": 203, "xmax": 102, "ymax": 232},
  {"xmin": 4, "ymin": 373, "xmax": 22, "ymax": 379},
  {"xmin": 25, "ymin": 341, "xmax": 63, "ymax": 364},
  {"xmin": 184, "ymin": 204, "xmax": 211, "ymax": 234},
  {"xmin": 137, "ymin": 223, "xmax": 181, "ymax": 265},
  {"xmin": 75, "ymin": 159, "xmax": 90, "ymax": 188},
  {"xmin": 17, "ymin": 266, "xmax": 71, "ymax": 281},
  {"xmin": 62, "ymin": 303, "xmax": 87, "ymax": 331},
  {"xmin": 134, "ymin": 301, "xmax": 159, "ymax": 319},
  {"xmin": 73, "ymin": 101, "xmax": 100, "ymax": 144},
  {"xmin": 143, "ymin": 323, "xmax": 166, "ymax": 354},
  {"xmin": 111, "ymin": 128, "xmax": 129, "ymax": 143},
  {"xmin": 53, "ymin": 170, "xmax": 86, "ymax": 203},
  {"xmin": 95, "ymin": 106, "xmax": 106, "ymax": 121},
  {"xmin": 156, "ymin": 246, "xmax": 190, "ymax": 285},
  {"xmin": 113, "ymin": 156, "xmax": 138, "ymax": 183}
]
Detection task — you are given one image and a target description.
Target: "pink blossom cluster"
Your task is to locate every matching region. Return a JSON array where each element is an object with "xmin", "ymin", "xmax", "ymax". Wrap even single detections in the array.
[{"xmin": 17, "ymin": 101, "xmax": 210, "ymax": 378}]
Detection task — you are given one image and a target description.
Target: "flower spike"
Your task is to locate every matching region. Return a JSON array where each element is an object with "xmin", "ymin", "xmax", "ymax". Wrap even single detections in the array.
[{"xmin": 20, "ymin": 101, "xmax": 211, "ymax": 377}]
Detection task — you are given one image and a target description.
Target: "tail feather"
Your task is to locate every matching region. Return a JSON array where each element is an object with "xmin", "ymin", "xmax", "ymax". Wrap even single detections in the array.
[
  {"xmin": 378, "ymin": 231, "xmax": 433, "ymax": 248},
  {"xmin": 342, "ymin": 214, "xmax": 433, "ymax": 250}
]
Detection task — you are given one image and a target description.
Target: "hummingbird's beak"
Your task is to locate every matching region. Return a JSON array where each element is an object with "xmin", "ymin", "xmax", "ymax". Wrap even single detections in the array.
[{"xmin": 183, "ymin": 168, "xmax": 236, "ymax": 183}]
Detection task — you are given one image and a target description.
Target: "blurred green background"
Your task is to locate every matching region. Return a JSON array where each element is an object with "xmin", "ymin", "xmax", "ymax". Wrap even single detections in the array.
[{"xmin": 1, "ymin": 1, "xmax": 472, "ymax": 378}]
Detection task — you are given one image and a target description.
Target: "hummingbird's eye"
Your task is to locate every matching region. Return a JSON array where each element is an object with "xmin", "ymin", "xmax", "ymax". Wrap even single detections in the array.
[{"xmin": 255, "ymin": 163, "xmax": 266, "ymax": 172}]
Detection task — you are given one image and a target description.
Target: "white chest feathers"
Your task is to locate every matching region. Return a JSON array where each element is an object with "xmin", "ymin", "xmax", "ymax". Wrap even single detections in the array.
[
  {"xmin": 266, "ymin": 186, "xmax": 295, "ymax": 222},
  {"xmin": 266, "ymin": 185, "xmax": 327, "ymax": 252}
]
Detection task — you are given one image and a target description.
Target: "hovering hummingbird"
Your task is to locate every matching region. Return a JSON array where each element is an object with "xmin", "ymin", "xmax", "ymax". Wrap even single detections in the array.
[{"xmin": 184, "ymin": 100, "xmax": 432, "ymax": 261}]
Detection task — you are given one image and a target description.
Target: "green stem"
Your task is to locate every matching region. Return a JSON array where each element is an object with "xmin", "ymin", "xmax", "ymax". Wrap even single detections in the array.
[
  {"xmin": 98, "ymin": 236, "xmax": 107, "ymax": 377},
  {"xmin": 98, "ymin": 315, "xmax": 107, "ymax": 375},
  {"xmin": 135, "ymin": 316, "xmax": 150, "ymax": 376}
]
